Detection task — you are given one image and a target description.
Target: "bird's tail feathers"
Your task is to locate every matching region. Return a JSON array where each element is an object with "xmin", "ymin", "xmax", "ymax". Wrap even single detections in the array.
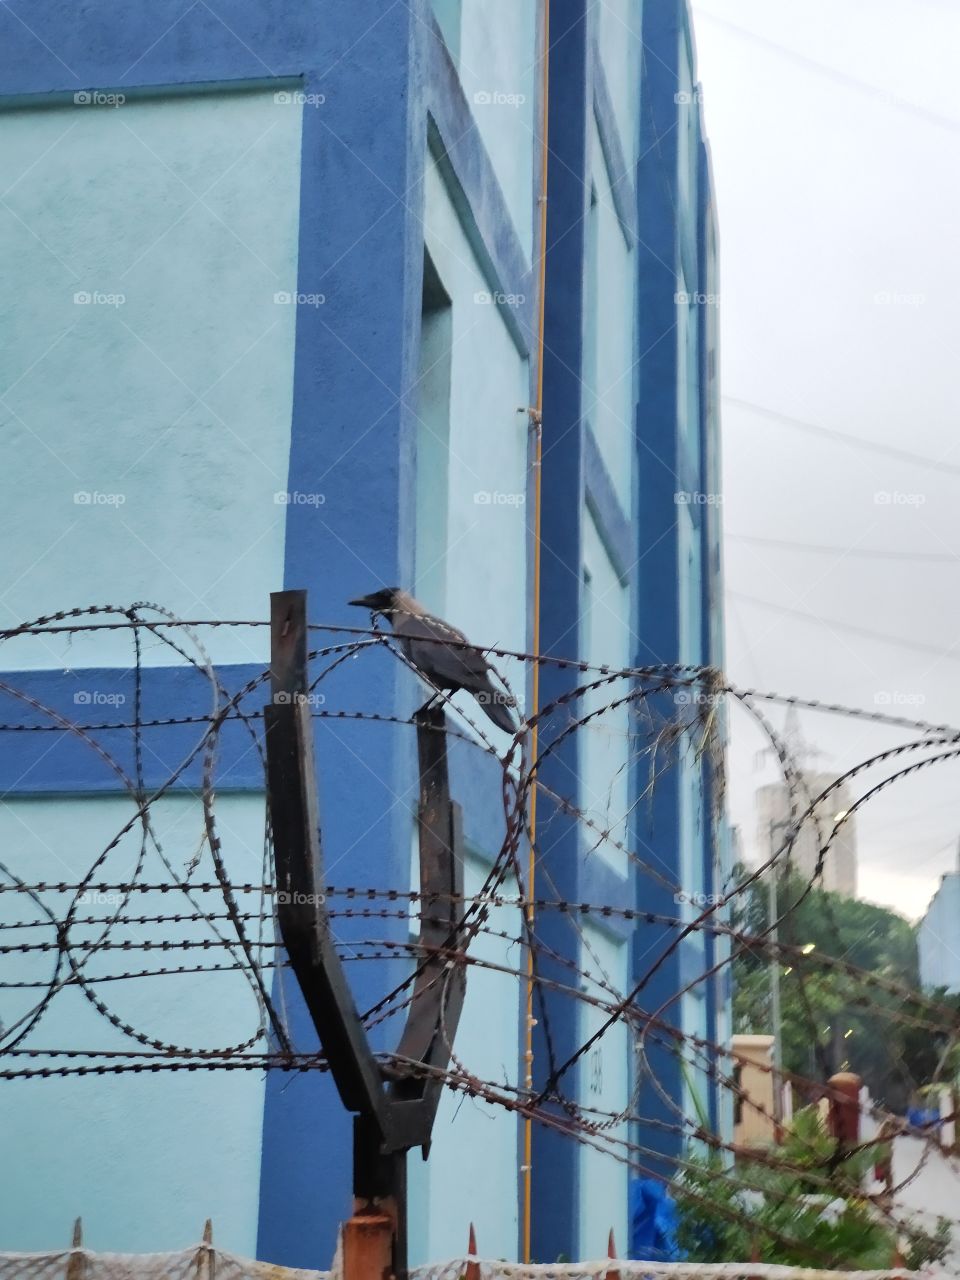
[{"xmin": 475, "ymin": 685, "xmax": 519, "ymax": 734}]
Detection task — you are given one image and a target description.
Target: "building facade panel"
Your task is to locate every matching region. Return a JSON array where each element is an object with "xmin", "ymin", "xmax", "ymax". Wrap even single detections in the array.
[{"xmin": 0, "ymin": 0, "xmax": 724, "ymax": 1266}]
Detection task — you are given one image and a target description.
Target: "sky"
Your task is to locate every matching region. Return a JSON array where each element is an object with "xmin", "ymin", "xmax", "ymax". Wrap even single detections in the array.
[{"xmin": 690, "ymin": 0, "xmax": 960, "ymax": 919}]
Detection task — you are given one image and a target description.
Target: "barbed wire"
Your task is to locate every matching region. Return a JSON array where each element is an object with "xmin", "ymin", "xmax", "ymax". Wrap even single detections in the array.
[{"xmin": 0, "ymin": 603, "xmax": 956, "ymax": 1263}]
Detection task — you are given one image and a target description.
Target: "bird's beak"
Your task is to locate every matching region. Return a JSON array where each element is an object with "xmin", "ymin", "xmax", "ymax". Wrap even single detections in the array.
[{"xmin": 349, "ymin": 593, "xmax": 381, "ymax": 609}]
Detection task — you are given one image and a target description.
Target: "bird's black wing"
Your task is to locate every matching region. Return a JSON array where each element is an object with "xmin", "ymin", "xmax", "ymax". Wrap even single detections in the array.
[
  {"xmin": 394, "ymin": 611, "xmax": 518, "ymax": 731},
  {"xmin": 392, "ymin": 612, "xmax": 503, "ymax": 693}
]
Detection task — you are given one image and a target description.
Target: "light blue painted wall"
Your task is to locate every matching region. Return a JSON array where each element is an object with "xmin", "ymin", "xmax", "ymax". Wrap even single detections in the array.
[
  {"xmin": 0, "ymin": 793, "xmax": 271, "ymax": 1254},
  {"xmin": 919, "ymin": 873, "xmax": 960, "ymax": 992},
  {"xmin": 585, "ymin": 116, "xmax": 634, "ymax": 513},
  {"xmin": 458, "ymin": 0, "xmax": 537, "ymax": 259},
  {"xmin": 408, "ymin": 852, "xmax": 520, "ymax": 1265},
  {"xmin": 597, "ymin": 0, "xmax": 641, "ymax": 166},
  {"xmin": 0, "ymin": 88, "xmax": 303, "ymax": 671},
  {"xmin": 577, "ymin": 922, "xmax": 629, "ymax": 1260},
  {"xmin": 580, "ymin": 512, "xmax": 630, "ymax": 876},
  {"xmin": 421, "ymin": 156, "xmax": 529, "ymax": 722}
]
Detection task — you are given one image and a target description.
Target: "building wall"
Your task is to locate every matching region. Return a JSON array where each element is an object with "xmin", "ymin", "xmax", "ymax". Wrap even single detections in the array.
[
  {"xmin": 731, "ymin": 1035, "xmax": 776, "ymax": 1150},
  {"xmin": 0, "ymin": 87, "xmax": 302, "ymax": 671},
  {"xmin": 0, "ymin": 0, "xmax": 723, "ymax": 1266},
  {"xmin": 0, "ymin": 794, "xmax": 270, "ymax": 1254},
  {"xmin": 918, "ymin": 873, "xmax": 960, "ymax": 993},
  {"xmin": 756, "ymin": 775, "xmax": 858, "ymax": 898}
]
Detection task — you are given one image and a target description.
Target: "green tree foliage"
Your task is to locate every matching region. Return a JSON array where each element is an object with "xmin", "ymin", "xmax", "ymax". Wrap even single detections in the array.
[
  {"xmin": 730, "ymin": 865, "xmax": 959, "ymax": 1109},
  {"xmin": 675, "ymin": 1106, "xmax": 949, "ymax": 1268}
]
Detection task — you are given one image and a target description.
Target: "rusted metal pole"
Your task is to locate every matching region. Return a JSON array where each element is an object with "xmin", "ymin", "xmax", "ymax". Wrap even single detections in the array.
[
  {"xmin": 343, "ymin": 1208, "xmax": 395, "ymax": 1280},
  {"xmin": 826, "ymin": 1071, "xmax": 861, "ymax": 1146},
  {"xmin": 465, "ymin": 1222, "xmax": 480, "ymax": 1280},
  {"xmin": 605, "ymin": 1229, "xmax": 620, "ymax": 1280},
  {"xmin": 265, "ymin": 590, "xmax": 469, "ymax": 1280},
  {"xmin": 66, "ymin": 1218, "xmax": 85, "ymax": 1280}
]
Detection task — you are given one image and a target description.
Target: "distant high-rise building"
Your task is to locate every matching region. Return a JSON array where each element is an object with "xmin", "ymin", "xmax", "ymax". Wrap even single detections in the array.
[
  {"xmin": 753, "ymin": 708, "xmax": 857, "ymax": 897},
  {"xmin": 755, "ymin": 776, "xmax": 858, "ymax": 897}
]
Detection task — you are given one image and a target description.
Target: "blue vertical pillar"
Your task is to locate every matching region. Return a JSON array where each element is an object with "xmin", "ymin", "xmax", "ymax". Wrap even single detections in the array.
[
  {"xmin": 530, "ymin": 0, "xmax": 590, "ymax": 1262},
  {"xmin": 257, "ymin": 1, "xmax": 426, "ymax": 1268},
  {"xmin": 633, "ymin": 0, "xmax": 684, "ymax": 1180}
]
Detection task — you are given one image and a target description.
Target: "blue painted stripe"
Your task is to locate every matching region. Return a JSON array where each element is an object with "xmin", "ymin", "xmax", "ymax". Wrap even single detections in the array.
[
  {"xmin": 0, "ymin": 664, "xmax": 267, "ymax": 795},
  {"xmin": 583, "ymin": 425, "xmax": 634, "ymax": 584},
  {"xmin": 423, "ymin": 15, "xmax": 534, "ymax": 356},
  {"xmin": 591, "ymin": 43, "xmax": 637, "ymax": 249}
]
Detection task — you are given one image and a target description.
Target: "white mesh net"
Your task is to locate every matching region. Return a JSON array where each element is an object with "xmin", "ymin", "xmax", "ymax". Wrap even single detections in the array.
[
  {"xmin": 0, "ymin": 1251, "xmax": 926, "ymax": 1280},
  {"xmin": 0, "ymin": 1244, "xmax": 329, "ymax": 1280}
]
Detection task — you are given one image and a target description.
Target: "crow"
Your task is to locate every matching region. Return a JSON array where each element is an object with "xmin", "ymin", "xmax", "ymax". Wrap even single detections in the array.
[{"xmin": 349, "ymin": 587, "xmax": 518, "ymax": 734}]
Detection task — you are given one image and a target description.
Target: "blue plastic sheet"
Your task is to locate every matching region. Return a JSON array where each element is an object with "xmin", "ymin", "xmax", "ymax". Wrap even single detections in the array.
[{"xmin": 629, "ymin": 1178, "xmax": 683, "ymax": 1262}]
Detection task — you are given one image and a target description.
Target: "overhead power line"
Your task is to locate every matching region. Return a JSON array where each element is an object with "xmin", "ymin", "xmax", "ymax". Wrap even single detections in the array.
[
  {"xmin": 692, "ymin": 8, "xmax": 960, "ymax": 135},
  {"xmin": 729, "ymin": 533, "xmax": 960, "ymax": 564},
  {"xmin": 724, "ymin": 395, "xmax": 960, "ymax": 476},
  {"xmin": 730, "ymin": 590, "xmax": 960, "ymax": 661}
]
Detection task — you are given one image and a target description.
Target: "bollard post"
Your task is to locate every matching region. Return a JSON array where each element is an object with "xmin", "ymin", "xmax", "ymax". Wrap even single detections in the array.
[
  {"xmin": 465, "ymin": 1223, "xmax": 480, "ymax": 1280},
  {"xmin": 66, "ymin": 1218, "xmax": 85, "ymax": 1280},
  {"xmin": 343, "ymin": 1209, "xmax": 395, "ymax": 1280},
  {"xmin": 606, "ymin": 1229, "xmax": 620, "ymax": 1280},
  {"xmin": 826, "ymin": 1071, "xmax": 861, "ymax": 1145}
]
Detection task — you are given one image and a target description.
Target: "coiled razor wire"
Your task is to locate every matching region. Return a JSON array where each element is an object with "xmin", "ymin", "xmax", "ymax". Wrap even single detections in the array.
[{"xmin": 1, "ymin": 603, "xmax": 958, "ymax": 1263}]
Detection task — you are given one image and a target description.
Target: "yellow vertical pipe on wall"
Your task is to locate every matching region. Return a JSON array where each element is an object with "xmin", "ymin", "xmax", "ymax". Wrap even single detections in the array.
[{"xmin": 523, "ymin": 0, "xmax": 550, "ymax": 1263}]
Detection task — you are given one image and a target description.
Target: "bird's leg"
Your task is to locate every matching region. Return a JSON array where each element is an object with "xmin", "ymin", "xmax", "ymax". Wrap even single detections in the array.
[{"xmin": 416, "ymin": 692, "xmax": 440, "ymax": 717}]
